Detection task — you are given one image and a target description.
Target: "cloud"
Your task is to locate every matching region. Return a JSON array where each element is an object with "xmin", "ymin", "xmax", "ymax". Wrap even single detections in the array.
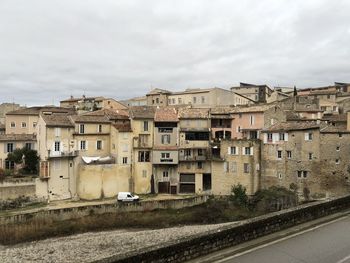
[{"xmin": 0, "ymin": 0, "xmax": 349, "ymax": 105}]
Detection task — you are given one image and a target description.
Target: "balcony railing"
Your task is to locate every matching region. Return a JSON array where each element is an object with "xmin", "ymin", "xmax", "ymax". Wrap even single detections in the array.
[
  {"xmin": 179, "ymin": 154, "xmax": 210, "ymax": 161},
  {"xmin": 48, "ymin": 150, "xmax": 79, "ymax": 158}
]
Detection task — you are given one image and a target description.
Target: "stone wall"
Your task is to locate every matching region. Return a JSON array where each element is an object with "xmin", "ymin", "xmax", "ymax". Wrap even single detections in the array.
[
  {"xmin": 0, "ymin": 177, "xmax": 36, "ymax": 200},
  {"xmin": 97, "ymin": 194, "xmax": 350, "ymax": 263},
  {"xmin": 77, "ymin": 164, "xmax": 131, "ymax": 200},
  {"xmin": 0, "ymin": 195, "xmax": 208, "ymax": 227}
]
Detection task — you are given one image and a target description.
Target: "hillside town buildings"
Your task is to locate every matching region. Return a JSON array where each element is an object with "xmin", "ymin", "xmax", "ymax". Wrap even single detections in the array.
[{"xmin": 1, "ymin": 83, "xmax": 350, "ymax": 201}]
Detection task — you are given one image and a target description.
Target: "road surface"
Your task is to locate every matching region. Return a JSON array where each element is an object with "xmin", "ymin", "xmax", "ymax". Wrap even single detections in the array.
[{"xmin": 193, "ymin": 214, "xmax": 350, "ymax": 263}]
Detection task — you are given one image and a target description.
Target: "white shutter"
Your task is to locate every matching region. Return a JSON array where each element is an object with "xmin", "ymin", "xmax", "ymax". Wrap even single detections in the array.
[
  {"xmin": 304, "ymin": 133, "xmax": 308, "ymax": 141},
  {"xmin": 101, "ymin": 140, "xmax": 104, "ymax": 150},
  {"xmin": 52, "ymin": 142, "xmax": 55, "ymax": 152},
  {"xmin": 284, "ymin": 133, "xmax": 288, "ymax": 141},
  {"xmin": 228, "ymin": 147, "xmax": 231, "ymax": 155},
  {"xmin": 78, "ymin": 140, "xmax": 81, "ymax": 150},
  {"xmin": 237, "ymin": 146, "xmax": 240, "ymax": 155},
  {"xmin": 263, "ymin": 133, "xmax": 267, "ymax": 143},
  {"xmin": 250, "ymin": 147, "xmax": 254, "ymax": 156},
  {"xmin": 272, "ymin": 133, "xmax": 278, "ymax": 143},
  {"xmin": 86, "ymin": 141, "xmax": 89, "ymax": 150}
]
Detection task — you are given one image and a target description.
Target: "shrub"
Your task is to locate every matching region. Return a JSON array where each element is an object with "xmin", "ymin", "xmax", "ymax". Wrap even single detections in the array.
[{"xmin": 230, "ymin": 184, "xmax": 248, "ymax": 207}]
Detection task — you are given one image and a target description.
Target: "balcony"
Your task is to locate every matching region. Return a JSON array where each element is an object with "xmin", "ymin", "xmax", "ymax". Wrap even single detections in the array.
[
  {"xmin": 48, "ymin": 150, "xmax": 79, "ymax": 159},
  {"xmin": 179, "ymin": 140, "xmax": 209, "ymax": 149},
  {"xmin": 179, "ymin": 154, "xmax": 211, "ymax": 162}
]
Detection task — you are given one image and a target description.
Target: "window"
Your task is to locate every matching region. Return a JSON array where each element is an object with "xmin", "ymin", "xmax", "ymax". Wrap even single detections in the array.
[
  {"xmin": 97, "ymin": 124, "xmax": 102, "ymax": 133},
  {"xmin": 25, "ymin": 143, "xmax": 32, "ymax": 150},
  {"xmin": 156, "ymin": 98, "xmax": 159, "ymax": 104},
  {"xmin": 287, "ymin": 150, "xmax": 292, "ymax": 159},
  {"xmin": 339, "ymin": 133, "xmax": 343, "ymax": 138},
  {"xmin": 308, "ymin": 153, "xmax": 313, "ymax": 160},
  {"xmin": 33, "ymin": 122, "xmax": 37, "ymax": 128},
  {"xmin": 172, "ymin": 98, "xmax": 175, "ymax": 104},
  {"xmin": 122, "ymin": 144, "xmax": 128, "ymax": 152},
  {"xmin": 168, "ymin": 99, "xmax": 171, "ymax": 105},
  {"xmin": 161, "ymin": 152, "xmax": 170, "ymax": 159},
  {"xmin": 243, "ymin": 163, "xmax": 250, "ymax": 173},
  {"xmin": 5, "ymin": 160, "xmax": 14, "ymax": 170},
  {"xmin": 122, "ymin": 157, "xmax": 128, "ymax": 164},
  {"xmin": 79, "ymin": 124, "xmax": 85, "ymax": 134},
  {"xmin": 250, "ymin": 115, "xmax": 255, "ymax": 125},
  {"xmin": 267, "ymin": 133, "xmax": 273, "ymax": 142},
  {"xmin": 336, "ymin": 146, "xmax": 340, "ymax": 151},
  {"xmin": 297, "ymin": 171, "xmax": 308, "ymax": 178},
  {"xmin": 143, "ymin": 121, "xmax": 149, "ymax": 132},
  {"xmin": 193, "ymin": 97, "xmax": 197, "ymax": 104},
  {"xmin": 163, "ymin": 171, "xmax": 169, "ymax": 177},
  {"xmin": 21, "ymin": 122, "xmax": 26, "ymax": 128},
  {"xmin": 244, "ymin": 147, "xmax": 251, "ymax": 155},
  {"xmin": 279, "ymin": 133, "xmax": 285, "ymax": 141},
  {"xmin": 10, "ymin": 122, "xmax": 15, "ymax": 128},
  {"xmin": 224, "ymin": 162, "xmax": 229, "ymax": 172},
  {"xmin": 161, "ymin": 134, "xmax": 171, "ymax": 144},
  {"xmin": 197, "ymin": 162, "xmax": 203, "ymax": 169},
  {"xmin": 142, "ymin": 170, "xmax": 147, "ymax": 178},
  {"xmin": 184, "ymin": 149, "xmax": 191, "ymax": 157},
  {"xmin": 278, "ymin": 173, "xmax": 282, "ymax": 179},
  {"xmin": 277, "ymin": 150, "xmax": 282, "ymax": 159},
  {"xmin": 80, "ymin": 140, "xmax": 86, "ymax": 150},
  {"xmin": 201, "ymin": 96, "xmax": 205, "ymax": 104},
  {"xmin": 138, "ymin": 151, "xmax": 150, "ymax": 162},
  {"xmin": 55, "ymin": 128, "xmax": 61, "ymax": 137},
  {"xmin": 6, "ymin": 143, "xmax": 14, "ymax": 153},
  {"xmin": 336, "ymin": 159, "xmax": 340, "ymax": 164},
  {"xmin": 305, "ymin": 132, "xmax": 313, "ymax": 141},
  {"xmin": 178, "ymin": 98, "xmax": 182, "ymax": 104},
  {"xmin": 230, "ymin": 162, "xmax": 237, "ymax": 173},
  {"xmin": 54, "ymin": 141, "xmax": 60, "ymax": 152},
  {"xmin": 198, "ymin": 149, "xmax": 203, "ymax": 156},
  {"xmin": 236, "ymin": 126, "xmax": 241, "ymax": 133},
  {"xmin": 96, "ymin": 140, "xmax": 102, "ymax": 150}
]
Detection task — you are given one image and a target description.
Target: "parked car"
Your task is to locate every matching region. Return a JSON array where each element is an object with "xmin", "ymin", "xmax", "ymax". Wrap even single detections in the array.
[{"xmin": 117, "ymin": 192, "xmax": 140, "ymax": 202}]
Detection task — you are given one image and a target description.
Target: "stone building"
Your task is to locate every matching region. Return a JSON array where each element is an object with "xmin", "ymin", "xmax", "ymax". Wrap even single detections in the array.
[
  {"xmin": 152, "ymin": 107, "xmax": 179, "ymax": 194},
  {"xmin": 211, "ymin": 139, "xmax": 261, "ymax": 195},
  {"xmin": 178, "ymin": 108, "xmax": 212, "ymax": 194}
]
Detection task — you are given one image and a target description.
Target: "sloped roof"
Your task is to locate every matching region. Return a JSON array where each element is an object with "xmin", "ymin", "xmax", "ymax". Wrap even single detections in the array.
[
  {"xmin": 83, "ymin": 109, "xmax": 129, "ymax": 119},
  {"xmin": 0, "ymin": 134, "xmax": 36, "ymax": 141},
  {"xmin": 178, "ymin": 108, "xmax": 210, "ymax": 119},
  {"xmin": 41, "ymin": 114, "xmax": 74, "ymax": 127},
  {"xmin": 320, "ymin": 126, "xmax": 350, "ymax": 133},
  {"xmin": 129, "ymin": 106, "xmax": 156, "ymax": 119},
  {"xmin": 146, "ymin": 88, "xmax": 171, "ymax": 95},
  {"xmin": 72, "ymin": 114, "xmax": 110, "ymax": 124},
  {"xmin": 112, "ymin": 123, "xmax": 132, "ymax": 132},
  {"xmin": 154, "ymin": 107, "xmax": 178, "ymax": 122},
  {"xmin": 6, "ymin": 106, "xmax": 75, "ymax": 116},
  {"xmin": 232, "ymin": 104, "xmax": 274, "ymax": 113},
  {"xmin": 262, "ymin": 122, "xmax": 320, "ymax": 132},
  {"xmin": 322, "ymin": 114, "xmax": 347, "ymax": 122}
]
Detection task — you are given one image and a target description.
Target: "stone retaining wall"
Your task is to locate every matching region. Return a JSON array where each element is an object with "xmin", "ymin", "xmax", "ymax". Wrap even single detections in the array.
[
  {"xmin": 0, "ymin": 177, "xmax": 36, "ymax": 200},
  {"xmin": 0, "ymin": 195, "xmax": 208, "ymax": 226},
  {"xmin": 95, "ymin": 195, "xmax": 350, "ymax": 263}
]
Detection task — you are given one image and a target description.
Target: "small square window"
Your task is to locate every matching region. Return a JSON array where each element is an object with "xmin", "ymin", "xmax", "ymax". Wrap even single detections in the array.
[
  {"xmin": 336, "ymin": 159, "xmax": 340, "ymax": 164},
  {"xmin": 336, "ymin": 146, "xmax": 340, "ymax": 151},
  {"xmin": 277, "ymin": 150, "xmax": 282, "ymax": 159}
]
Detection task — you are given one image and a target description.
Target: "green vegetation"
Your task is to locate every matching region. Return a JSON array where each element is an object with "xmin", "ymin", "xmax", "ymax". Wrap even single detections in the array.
[
  {"xmin": 7, "ymin": 147, "xmax": 39, "ymax": 175},
  {"xmin": 0, "ymin": 186, "xmax": 298, "ymax": 244}
]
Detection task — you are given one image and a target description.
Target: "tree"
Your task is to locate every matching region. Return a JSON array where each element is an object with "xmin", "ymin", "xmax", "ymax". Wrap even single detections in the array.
[
  {"xmin": 293, "ymin": 86, "xmax": 298, "ymax": 97},
  {"xmin": 7, "ymin": 147, "xmax": 39, "ymax": 175},
  {"xmin": 230, "ymin": 184, "xmax": 248, "ymax": 207}
]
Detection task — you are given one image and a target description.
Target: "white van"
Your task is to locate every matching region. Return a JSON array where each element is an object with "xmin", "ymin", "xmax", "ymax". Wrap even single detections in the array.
[{"xmin": 117, "ymin": 192, "xmax": 140, "ymax": 202}]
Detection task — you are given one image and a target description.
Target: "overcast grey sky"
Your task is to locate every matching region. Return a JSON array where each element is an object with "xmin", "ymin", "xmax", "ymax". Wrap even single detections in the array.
[{"xmin": 0, "ymin": 0, "xmax": 349, "ymax": 106}]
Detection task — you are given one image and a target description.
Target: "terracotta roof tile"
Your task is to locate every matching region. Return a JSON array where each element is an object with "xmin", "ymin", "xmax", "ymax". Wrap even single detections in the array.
[
  {"xmin": 0, "ymin": 134, "xmax": 36, "ymax": 141},
  {"xmin": 262, "ymin": 122, "xmax": 320, "ymax": 132},
  {"xmin": 154, "ymin": 107, "xmax": 178, "ymax": 122},
  {"xmin": 178, "ymin": 108, "xmax": 209, "ymax": 119},
  {"xmin": 41, "ymin": 114, "xmax": 74, "ymax": 127},
  {"xmin": 129, "ymin": 106, "xmax": 156, "ymax": 119}
]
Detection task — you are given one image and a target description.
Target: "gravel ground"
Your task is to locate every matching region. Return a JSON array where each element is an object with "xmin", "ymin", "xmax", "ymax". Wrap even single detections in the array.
[{"xmin": 0, "ymin": 222, "xmax": 238, "ymax": 263}]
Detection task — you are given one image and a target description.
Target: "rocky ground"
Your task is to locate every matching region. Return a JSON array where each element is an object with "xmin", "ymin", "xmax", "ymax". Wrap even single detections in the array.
[{"xmin": 0, "ymin": 222, "xmax": 238, "ymax": 263}]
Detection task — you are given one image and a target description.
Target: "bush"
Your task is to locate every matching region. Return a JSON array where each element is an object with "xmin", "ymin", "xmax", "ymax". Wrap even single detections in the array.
[
  {"xmin": 230, "ymin": 184, "xmax": 248, "ymax": 207},
  {"xmin": 4, "ymin": 169, "xmax": 12, "ymax": 177}
]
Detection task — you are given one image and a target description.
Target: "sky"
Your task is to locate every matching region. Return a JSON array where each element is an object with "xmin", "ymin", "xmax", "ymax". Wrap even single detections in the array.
[{"xmin": 0, "ymin": 0, "xmax": 350, "ymax": 106}]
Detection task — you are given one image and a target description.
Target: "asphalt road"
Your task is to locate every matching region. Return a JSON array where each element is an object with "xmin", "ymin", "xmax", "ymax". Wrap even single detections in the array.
[{"xmin": 215, "ymin": 214, "xmax": 350, "ymax": 263}]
